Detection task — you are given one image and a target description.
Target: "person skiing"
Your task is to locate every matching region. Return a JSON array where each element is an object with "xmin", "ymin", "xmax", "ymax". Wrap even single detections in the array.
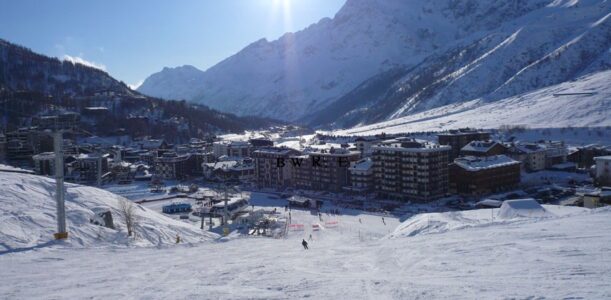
[
  {"xmin": 309, "ymin": 234, "xmax": 313, "ymax": 241},
  {"xmin": 302, "ymin": 239, "xmax": 309, "ymax": 250}
]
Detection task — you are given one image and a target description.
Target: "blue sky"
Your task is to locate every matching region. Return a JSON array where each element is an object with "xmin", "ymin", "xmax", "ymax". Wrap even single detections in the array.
[{"xmin": 0, "ymin": 0, "xmax": 345, "ymax": 88}]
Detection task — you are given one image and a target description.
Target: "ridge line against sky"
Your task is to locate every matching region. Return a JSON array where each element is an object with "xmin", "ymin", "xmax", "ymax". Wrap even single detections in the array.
[{"xmin": 0, "ymin": 0, "xmax": 345, "ymax": 88}]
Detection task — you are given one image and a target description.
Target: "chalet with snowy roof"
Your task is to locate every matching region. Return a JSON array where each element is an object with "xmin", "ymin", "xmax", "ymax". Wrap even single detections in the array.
[
  {"xmin": 460, "ymin": 140, "xmax": 507, "ymax": 157},
  {"xmin": 450, "ymin": 155, "xmax": 521, "ymax": 196}
]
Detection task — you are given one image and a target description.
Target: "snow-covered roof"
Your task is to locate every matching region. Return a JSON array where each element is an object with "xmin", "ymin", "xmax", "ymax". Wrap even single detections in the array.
[
  {"xmin": 351, "ymin": 158, "xmax": 373, "ymax": 171},
  {"xmin": 32, "ymin": 152, "xmax": 56, "ymax": 160},
  {"xmin": 594, "ymin": 156, "xmax": 611, "ymax": 161},
  {"xmin": 253, "ymin": 147, "xmax": 299, "ymax": 155},
  {"xmin": 513, "ymin": 143, "xmax": 546, "ymax": 154},
  {"xmin": 461, "ymin": 140, "xmax": 501, "ymax": 153},
  {"xmin": 302, "ymin": 146, "xmax": 357, "ymax": 156},
  {"xmin": 373, "ymin": 139, "xmax": 450, "ymax": 153},
  {"xmin": 454, "ymin": 155, "xmax": 519, "ymax": 171},
  {"xmin": 475, "ymin": 199, "xmax": 503, "ymax": 208}
]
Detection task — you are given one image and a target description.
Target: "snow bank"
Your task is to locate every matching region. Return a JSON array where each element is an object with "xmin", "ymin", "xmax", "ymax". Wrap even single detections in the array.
[
  {"xmin": 497, "ymin": 199, "xmax": 553, "ymax": 219},
  {"xmin": 0, "ymin": 172, "xmax": 217, "ymax": 253},
  {"xmin": 388, "ymin": 203, "xmax": 585, "ymax": 238},
  {"xmin": 388, "ymin": 210, "xmax": 498, "ymax": 238}
]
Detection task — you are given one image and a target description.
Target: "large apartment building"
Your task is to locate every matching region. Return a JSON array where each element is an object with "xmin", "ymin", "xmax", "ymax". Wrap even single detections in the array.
[
  {"xmin": 372, "ymin": 139, "xmax": 450, "ymax": 202},
  {"xmin": 450, "ymin": 155, "xmax": 521, "ymax": 196},
  {"xmin": 252, "ymin": 147, "xmax": 300, "ymax": 188},
  {"xmin": 154, "ymin": 152, "xmax": 192, "ymax": 180},
  {"xmin": 291, "ymin": 147, "xmax": 360, "ymax": 192},
  {"xmin": 213, "ymin": 140, "xmax": 252, "ymax": 158}
]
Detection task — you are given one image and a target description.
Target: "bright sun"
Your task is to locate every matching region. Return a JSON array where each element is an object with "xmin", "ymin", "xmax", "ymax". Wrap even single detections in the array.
[
  {"xmin": 272, "ymin": 0, "xmax": 292, "ymax": 11},
  {"xmin": 271, "ymin": 0, "xmax": 293, "ymax": 29}
]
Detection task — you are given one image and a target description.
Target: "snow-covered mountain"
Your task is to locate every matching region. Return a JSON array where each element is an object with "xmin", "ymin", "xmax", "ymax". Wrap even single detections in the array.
[
  {"xmin": 137, "ymin": 65, "xmax": 206, "ymax": 101},
  {"xmin": 138, "ymin": 0, "xmax": 610, "ymax": 126},
  {"xmin": 333, "ymin": 69, "xmax": 611, "ymax": 136}
]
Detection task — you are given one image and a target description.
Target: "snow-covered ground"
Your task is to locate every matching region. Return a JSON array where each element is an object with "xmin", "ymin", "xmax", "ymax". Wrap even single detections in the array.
[
  {"xmin": 333, "ymin": 70, "xmax": 611, "ymax": 136},
  {"xmin": 0, "ymin": 172, "xmax": 216, "ymax": 252},
  {"xmin": 1, "ymin": 170, "xmax": 610, "ymax": 299}
]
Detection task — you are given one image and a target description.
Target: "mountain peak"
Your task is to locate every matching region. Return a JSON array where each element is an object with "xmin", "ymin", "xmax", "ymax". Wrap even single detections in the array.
[
  {"xmin": 138, "ymin": 65, "xmax": 205, "ymax": 100},
  {"xmin": 138, "ymin": 0, "xmax": 611, "ymax": 126}
]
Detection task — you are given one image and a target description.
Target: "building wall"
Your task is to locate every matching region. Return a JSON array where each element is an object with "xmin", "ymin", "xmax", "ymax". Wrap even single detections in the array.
[
  {"xmin": 253, "ymin": 149, "xmax": 299, "ymax": 188},
  {"xmin": 449, "ymin": 163, "xmax": 521, "ymax": 196},
  {"xmin": 438, "ymin": 132, "xmax": 491, "ymax": 160},
  {"xmin": 292, "ymin": 152, "xmax": 360, "ymax": 192},
  {"xmin": 350, "ymin": 169, "xmax": 373, "ymax": 191},
  {"xmin": 373, "ymin": 146, "xmax": 449, "ymax": 202},
  {"xmin": 595, "ymin": 158, "xmax": 611, "ymax": 186}
]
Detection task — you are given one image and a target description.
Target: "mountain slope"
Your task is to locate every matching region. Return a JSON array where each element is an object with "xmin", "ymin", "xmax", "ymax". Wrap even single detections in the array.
[
  {"xmin": 137, "ymin": 65, "xmax": 206, "ymax": 101},
  {"xmin": 139, "ymin": 0, "xmax": 610, "ymax": 126},
  {"xmin": 333, "ymin": 69, "xmax": 611, "ymax": 135},
  {"xmin": 0, "ymin": 39, "xmax": 280, "ymax": 138},
  {"xmin": 0, "ymin": 39, "xmax": 133, "ymax": 97}
]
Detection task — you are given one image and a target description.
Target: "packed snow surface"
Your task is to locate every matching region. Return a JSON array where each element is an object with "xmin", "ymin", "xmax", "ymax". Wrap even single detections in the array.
[
  {"xmin": 497, "ymin": 198, "xmax": 553, "ymax": 219},
  {"xmin": 1, "ymin": 181, "xmax": 610, "ymax": 299},
  {"xmin": 0, "ymin": 171, "xmax": 216, "ymax": 252}
]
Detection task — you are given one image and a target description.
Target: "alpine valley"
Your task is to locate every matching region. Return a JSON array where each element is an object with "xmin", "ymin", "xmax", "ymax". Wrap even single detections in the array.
[{"xmin": 138, "ymin": 0, "xmax": 611, "ymax": 129}]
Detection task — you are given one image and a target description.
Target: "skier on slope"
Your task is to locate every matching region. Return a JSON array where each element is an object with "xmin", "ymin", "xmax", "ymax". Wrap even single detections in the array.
[{"xmin": 302, "ymin": 239, "xmax": 309, "ymax": 250}]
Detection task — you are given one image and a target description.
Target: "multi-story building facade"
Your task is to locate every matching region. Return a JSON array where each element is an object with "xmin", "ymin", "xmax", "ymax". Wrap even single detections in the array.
[
  {"xmin": 594, "ymin": 156, "xmax": 611, "ymax": 186},
  {"xmin": 450, "ymin": 155, "xmax": 521, "ymax": 196},
  {"xmin": 74, "ymin": 153, "xmax": 110, "ymax": 184},
  {"xmin": 438, "ymin": 130, "xmax": 491, "ymax": 160},
  {"xmin": 348, "ymin": 157, "xmax": 374, "ymax": 192},
  {"xmin": 213, "ymin": 140, "xmax": 252, "ymax": 158},
  {"xmin": 291, "ymin": 147, "xmax": 360, "ymax": 192},
  {"xmin": 540, "ymin": 140, "xmax": 568, "ymax": 167},
  {"xmin": 154, "ymin": 152, "xmax": 192, "ymax": 180},
  {"xmin": 32, "ymin": 152, "xmax": 56, "ymax": 176},
  {"xmin": 252, "ymin": 147, "xmax": 300, "ymax": 188},
  {"xmin": 507, "ymin": 143, "xmax": 547, "ymax": 172},
  {"xmin": 354, "ymin": 136, "xmax": 382, "ymax": 158},
  {"xmin": 5, "ymin": 128, "xmax": 52, "ymax": 162},
  {"xmin": 32, "ymin": 112, "xmax": 80, "ymax": 130},
  {"xmin": 372, "ymin": 139, "xmax": 450, "ymax": 202}
]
